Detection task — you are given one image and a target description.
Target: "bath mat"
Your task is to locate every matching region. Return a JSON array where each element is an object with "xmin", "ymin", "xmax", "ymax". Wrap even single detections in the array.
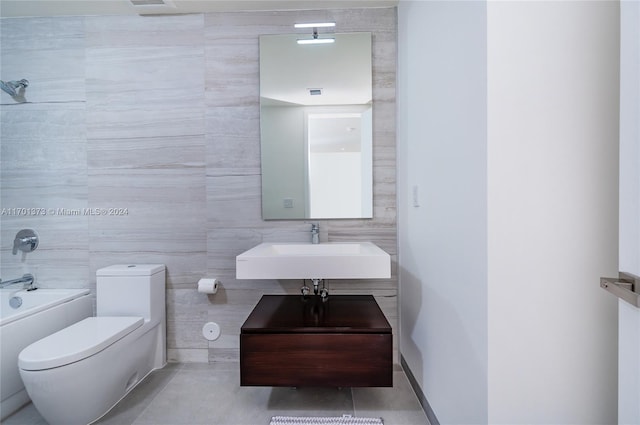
[{"xmin": 269, "ymin": 414, "xmax": 383, "ymax": 425}]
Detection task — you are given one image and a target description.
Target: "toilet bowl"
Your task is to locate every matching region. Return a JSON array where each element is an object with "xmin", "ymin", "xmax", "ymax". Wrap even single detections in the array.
[{"xmin": 18, "ymin": 264, "xmax": 166, "ymax": 425}]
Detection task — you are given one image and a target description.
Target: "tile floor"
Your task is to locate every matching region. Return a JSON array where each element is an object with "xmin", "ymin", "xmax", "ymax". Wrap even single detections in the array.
[{"xmin": 5, "ymin": 363, "xmax": 429, "ymax": 425}]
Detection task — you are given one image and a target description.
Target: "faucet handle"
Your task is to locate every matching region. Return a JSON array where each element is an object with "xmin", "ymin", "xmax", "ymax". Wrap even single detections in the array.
[{"xmin": 12, "ymin": 229, "xmax": 39, "ymax": 255}]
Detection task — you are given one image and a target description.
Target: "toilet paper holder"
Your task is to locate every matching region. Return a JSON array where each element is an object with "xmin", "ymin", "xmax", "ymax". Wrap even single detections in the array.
[{"xmin": 198, "ymin": 278, "xmax": 219, "ymax": 295}]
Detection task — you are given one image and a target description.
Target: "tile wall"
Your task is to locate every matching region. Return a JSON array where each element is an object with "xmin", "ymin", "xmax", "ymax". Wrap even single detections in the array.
[{"xmin": 0, "ymin": 8, "xmax": 397, "ymax": 362}]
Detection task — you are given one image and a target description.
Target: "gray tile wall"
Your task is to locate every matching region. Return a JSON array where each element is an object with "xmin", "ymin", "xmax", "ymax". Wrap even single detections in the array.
[{"xmin": 0, "ymin": 8, "xmax": 397, "ymax": 363}]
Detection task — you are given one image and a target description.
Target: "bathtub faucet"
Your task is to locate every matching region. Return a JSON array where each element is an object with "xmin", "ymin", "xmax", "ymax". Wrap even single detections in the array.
[
  {"xmin": 0, "ymin": 273, "xmax": 35, "ymax": 290},
  {"xmin": 13, "ymin": 230, "xmax": 39, "ymax": 255}
]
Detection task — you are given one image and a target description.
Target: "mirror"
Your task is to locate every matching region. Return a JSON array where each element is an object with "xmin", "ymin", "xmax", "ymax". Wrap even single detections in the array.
[{"xmin": 259, "ymin": 32, "xmax": 373, "ymax": 219}]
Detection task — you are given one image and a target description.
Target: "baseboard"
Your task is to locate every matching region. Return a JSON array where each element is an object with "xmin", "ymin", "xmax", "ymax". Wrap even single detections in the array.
[{"xmin": 400, "ymin": 355, "xmax": 439, "ymax": 425}]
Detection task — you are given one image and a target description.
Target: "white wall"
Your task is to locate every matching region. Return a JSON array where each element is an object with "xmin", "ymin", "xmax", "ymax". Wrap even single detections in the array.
[
  {"xmin": 398, "ymin": 1, "xmax": 619, "ymax": 424},
  {"xmin": 398, "ymin": 2, "xmax": 488, "ymax": 423}
]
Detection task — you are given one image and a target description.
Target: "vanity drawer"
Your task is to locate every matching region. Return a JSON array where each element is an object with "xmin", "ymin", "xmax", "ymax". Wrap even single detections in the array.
[
  {"xmin": 240, "ymin": 332, "xmax": 392, "ymax": 387},
  {"xmin": 240, "ymin": 295, "xmax": 393, "ymax": 387}
]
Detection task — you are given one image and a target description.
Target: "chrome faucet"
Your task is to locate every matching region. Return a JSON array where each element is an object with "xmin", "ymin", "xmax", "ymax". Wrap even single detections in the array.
[
  {"xmin": 0, "ymin": 273, "xmax": 36, "ymax": 291},
  {"xmin": 310, "ymin": 223, "xmax": 320, "ymax": 244}
]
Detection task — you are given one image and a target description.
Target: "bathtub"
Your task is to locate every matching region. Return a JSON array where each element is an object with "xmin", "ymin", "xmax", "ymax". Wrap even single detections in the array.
[{"xmin": 0, "ymin": 287, "xmax": 92, "ymax": 420}]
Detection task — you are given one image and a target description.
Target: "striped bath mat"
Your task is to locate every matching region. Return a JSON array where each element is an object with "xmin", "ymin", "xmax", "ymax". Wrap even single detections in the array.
[{"xmin": 270, "ymin": 415, "xmax": 383, "ymax": 425}]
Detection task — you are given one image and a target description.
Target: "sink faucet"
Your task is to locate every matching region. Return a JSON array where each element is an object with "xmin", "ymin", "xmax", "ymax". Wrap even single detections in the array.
[
  {"xmin": 0, "ymin": 273, "xmax": 36, "ymax": 290},
  {"xmin": 310, "ymin": 223, "xmax": 320, "ymax": 244}
]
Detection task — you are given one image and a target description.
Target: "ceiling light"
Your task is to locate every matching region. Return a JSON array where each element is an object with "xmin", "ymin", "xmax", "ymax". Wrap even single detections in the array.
[{"xmin": 294, "ymin": 22, "xmax": 336, "ymax": 29}]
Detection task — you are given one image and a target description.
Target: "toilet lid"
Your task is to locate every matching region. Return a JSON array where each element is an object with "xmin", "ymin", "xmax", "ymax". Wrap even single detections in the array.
[{"xmin": 18, "ymin": 316, "xmax": 144, "ymax": 371}]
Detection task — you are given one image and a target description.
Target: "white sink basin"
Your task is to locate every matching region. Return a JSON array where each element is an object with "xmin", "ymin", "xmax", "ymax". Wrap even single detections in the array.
[{"xmin": 236, "ymin": 242, "xmax": 391, "ymax": 280}]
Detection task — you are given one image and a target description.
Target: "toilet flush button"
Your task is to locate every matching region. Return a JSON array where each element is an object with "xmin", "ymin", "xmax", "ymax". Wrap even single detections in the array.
[{"xmin": 202, "ymin": 322, "xmax": 221, "ymax": 341}]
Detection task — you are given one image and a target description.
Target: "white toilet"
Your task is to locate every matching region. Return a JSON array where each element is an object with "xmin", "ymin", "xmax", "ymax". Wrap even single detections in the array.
[{"xmin": 18, "ymin": 264, "xmax": 166, "ymax": 425}]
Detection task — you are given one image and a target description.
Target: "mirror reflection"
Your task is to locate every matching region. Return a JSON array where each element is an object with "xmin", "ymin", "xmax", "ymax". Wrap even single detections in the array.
[{"xmin": 259, "ymin": 32, "xmax": 373, "ymax": 219}]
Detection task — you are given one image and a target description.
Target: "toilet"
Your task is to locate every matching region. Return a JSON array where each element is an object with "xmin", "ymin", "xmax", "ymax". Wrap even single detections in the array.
[{"xmin": 18, "ymin": 264, "xmax": 166, "ymax": 425}]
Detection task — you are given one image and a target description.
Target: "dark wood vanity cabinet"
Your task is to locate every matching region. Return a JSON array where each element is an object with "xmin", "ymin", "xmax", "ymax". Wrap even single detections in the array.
[{"xmin": 240, "ymin": 295, "xmax": 392, "ymax": 387}]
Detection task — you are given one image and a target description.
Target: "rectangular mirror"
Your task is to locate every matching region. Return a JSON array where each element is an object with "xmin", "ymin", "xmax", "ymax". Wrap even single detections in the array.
[{"xmin": 259, "ymin": 32, "xmax": 373, "ymax": 219}]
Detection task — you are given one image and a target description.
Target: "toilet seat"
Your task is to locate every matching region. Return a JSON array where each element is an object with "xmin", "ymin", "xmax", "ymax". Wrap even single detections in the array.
[{"xmin": 19, "ymin": 316, "xmax": 144, "ymax": 371}]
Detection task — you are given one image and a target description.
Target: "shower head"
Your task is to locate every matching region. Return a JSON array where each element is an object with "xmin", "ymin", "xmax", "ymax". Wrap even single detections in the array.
[{"xmin": 0, "ymin": 79, "xmax": 29, "ymax": 97}]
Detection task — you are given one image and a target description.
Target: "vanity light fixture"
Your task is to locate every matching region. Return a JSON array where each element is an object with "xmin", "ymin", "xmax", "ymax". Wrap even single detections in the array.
[
  {"xmin": 294, "ymin": 22, "xmax": 335, "ymax": 29},
  {"xmin": 295, "ymin": 22, "xmax": 336, "ymax": 45}
]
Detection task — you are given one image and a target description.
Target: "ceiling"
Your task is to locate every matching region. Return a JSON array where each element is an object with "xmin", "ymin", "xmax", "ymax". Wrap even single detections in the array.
[{"xmin": 0, "ymin": 0, "xmax": 398, "ymax": 18}]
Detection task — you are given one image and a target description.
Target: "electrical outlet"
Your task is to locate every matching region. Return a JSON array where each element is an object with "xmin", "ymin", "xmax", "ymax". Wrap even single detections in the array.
[{"xmin": 283, "ymin": 198, "xmax": 294, "ymax": 208}]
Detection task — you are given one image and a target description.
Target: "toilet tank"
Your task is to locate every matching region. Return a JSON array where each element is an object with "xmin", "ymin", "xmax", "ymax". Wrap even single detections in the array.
[{"xmin": 96, "ymin": 264, "xmax": 166, "ymax": 325}]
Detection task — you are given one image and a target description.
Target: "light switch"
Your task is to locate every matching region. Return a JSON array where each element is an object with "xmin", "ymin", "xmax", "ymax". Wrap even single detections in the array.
[
  {"xmin": 412, "ymin": 185, "xmax": 420, "ymax": 207},
  {"xmin": 283, "ymin": 198, "xmax": 294, "ymax": 208}
]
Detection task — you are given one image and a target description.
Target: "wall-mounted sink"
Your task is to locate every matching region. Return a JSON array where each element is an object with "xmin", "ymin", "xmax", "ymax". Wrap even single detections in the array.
[{"xmin": 236, "ymin": 242, "xmax": 391, "ymax": 280}]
